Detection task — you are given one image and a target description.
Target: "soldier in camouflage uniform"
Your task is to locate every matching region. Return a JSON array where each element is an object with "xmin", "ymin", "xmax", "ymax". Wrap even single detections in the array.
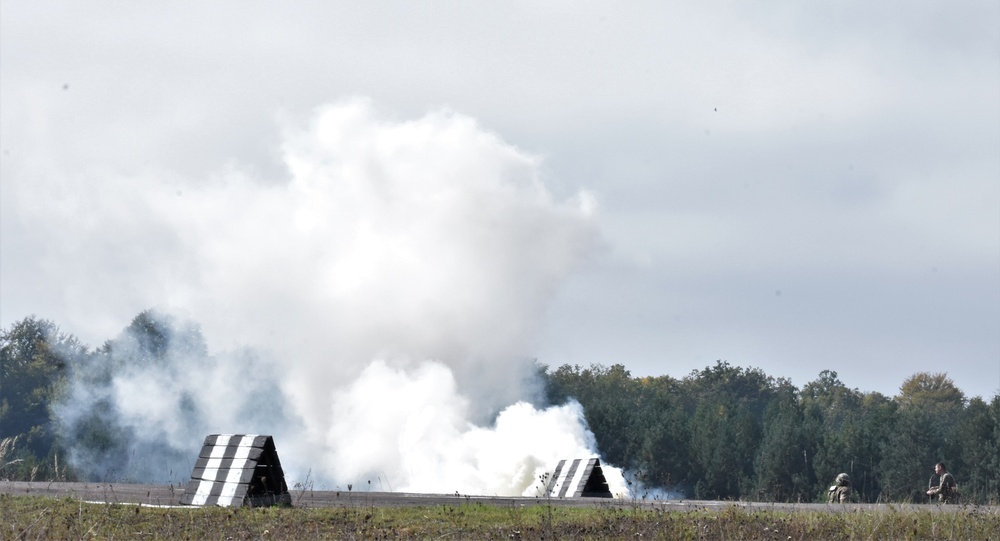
[
  {"xmin": 926, "ymin": 462, "xmax": 958, "ymax": 503},
  {"xmin": 828, "ymin": 473, "xmax": 851, "ymax": 503}
]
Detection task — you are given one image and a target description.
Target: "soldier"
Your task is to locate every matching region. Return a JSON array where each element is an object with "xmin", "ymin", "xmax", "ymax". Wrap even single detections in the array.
[
  {"xmin": 828, "ymin": 473, "xmax": 851, "ymax": 503},
  {"xmin": 926, "ymin": 462, "xmax": 958, "ymax": 503}
]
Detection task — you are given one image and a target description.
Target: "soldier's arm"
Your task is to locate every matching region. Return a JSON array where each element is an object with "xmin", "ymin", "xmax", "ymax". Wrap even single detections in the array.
[{"xmin": 944, "ymin": 474, "xmax": 956, "ymax": 491}]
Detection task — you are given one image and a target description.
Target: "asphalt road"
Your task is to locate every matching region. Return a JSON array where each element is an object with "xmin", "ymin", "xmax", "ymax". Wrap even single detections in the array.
[{"xmin": 1, "ymin": 481, "xmax": 991, "ymax": 515}]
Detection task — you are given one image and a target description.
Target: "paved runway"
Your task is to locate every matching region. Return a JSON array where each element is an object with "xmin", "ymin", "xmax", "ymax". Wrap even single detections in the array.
[{"xmin": 1, "ymin": 481, "xmax": 989, "ymax": 514}]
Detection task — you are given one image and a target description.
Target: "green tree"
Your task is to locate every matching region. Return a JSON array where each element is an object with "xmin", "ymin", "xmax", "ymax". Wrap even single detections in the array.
[
  {"xmin": 952, "ymin": 397, "xmax": 999, "ymax": 503},
  {"xmin": 680, "ymin": 361, "xmax": 780, "ymax": 423},
  {"xmin": 991, "ymin": 395, "xmax": 1000, "ymax": 504},
  {"xmin": 56, "ymin": 309, "xmax": 210, "ymax": 482},
  {"xmin": 880, "ymin": 372, "xmax": 965, "ymax": 502},
  {"xmin": 754, "ymin": 389, "xmax": 817, "ymax": 502},
  {"xmin": 681, "ymin": 361, "xmax": 780, "ymax": 500},
  {"xmin": 849, "ymin": 391, "xmax": 895, "ymax": 502},
  {"xmin": 545, "ymin": 364, "xmax": 640, "ymax": 469},
  {"xmin": 879, "ymin": 404, "xmax": 944, "ymax": 502},
  {"xmin": 102, "ymin": 310, "xmax": 207, "ymax": 367},
  {"xmin": 800, "ymin": 371, "xmax": 866, "ymax": 501},
  {"xmin": 0, "ymin": 317, "xmax": 85, "ymax": 480},
  {"xmin": 632, "ymin": 375, "xmax": 690, "ymax": 492},
  {"xmin": 689, "ymin": 397, "xmax": 760, "ymax": 499},
  {"xmin": 897, "ymin": 372, "xmax": 965, "ymax": 412}
]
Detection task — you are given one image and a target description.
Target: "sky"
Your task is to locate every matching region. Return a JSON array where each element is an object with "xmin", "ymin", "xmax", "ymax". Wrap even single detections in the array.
[{"xmin": 2, "ymin": 0, "xmax": 999, "ymax": 407}]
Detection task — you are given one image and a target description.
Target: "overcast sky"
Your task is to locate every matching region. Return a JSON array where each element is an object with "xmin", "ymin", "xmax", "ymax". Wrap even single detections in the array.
[{"xmin": 2, "ymin": 1, "xmax": 998, "ymax": 400}]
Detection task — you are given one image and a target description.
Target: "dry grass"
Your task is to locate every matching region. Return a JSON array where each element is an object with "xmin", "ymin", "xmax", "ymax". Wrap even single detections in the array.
[
  {"xmin": 1, "ymin": 494, "xmax": 998, "ymax": 540},
  {"xmin": 0, "ymin": 437, "xmax": 23, "ymax": 476}
]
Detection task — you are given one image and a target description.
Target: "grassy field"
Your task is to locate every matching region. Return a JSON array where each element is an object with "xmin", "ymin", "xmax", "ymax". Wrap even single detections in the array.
[{"xmin": 2, "ymin": 494, "xmax": 999, "ymax": 540}]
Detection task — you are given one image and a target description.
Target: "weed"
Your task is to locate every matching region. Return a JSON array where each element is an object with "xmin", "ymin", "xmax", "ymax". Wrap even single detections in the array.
[{"xmin": 1, "ymin": 495, "xmax": 998, "ymax": 540}]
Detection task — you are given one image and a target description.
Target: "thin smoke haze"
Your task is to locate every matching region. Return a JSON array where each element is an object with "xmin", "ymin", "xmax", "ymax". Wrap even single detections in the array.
[{"xmin": 47, "ymin": 98, "xmax": 627, "ymax": 496}]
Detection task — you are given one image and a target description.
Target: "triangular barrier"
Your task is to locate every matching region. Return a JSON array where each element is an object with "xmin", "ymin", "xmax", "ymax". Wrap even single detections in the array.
[
  {"xmin": 543, "ymin": 457, "xmax": 613, "ymax": 498},
  {"xmin": 179, "ymin": 434, "xmax": 291, "ymax": 507}
]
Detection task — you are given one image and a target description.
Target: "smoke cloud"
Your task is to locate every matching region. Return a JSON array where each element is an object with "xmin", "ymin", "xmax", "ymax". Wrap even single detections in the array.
[
  {"xmin": 42, "ymin": 97, "xmax": 626, "ymax": 496},
  {"xmin": 55, "ymin": 312, "xmax": 295, "ymax": 484}
]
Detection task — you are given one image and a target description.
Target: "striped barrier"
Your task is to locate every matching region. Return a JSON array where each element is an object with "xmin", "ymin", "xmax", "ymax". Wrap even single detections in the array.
[
  {"xmin": 543, "ymin": 458, "xmax": 612, "ymax": 498},
  {"xmin": 180, "ymin": 434, "xmax": 291, "ymax": 507}
]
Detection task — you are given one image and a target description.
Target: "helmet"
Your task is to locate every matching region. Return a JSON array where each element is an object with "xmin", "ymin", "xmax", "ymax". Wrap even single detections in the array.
[{"xmin": 836, "ymin": 473, "xmax": 850, "ymax": 485}]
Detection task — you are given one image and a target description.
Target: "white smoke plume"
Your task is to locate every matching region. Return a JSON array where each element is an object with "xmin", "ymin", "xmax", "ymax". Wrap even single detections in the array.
[
  {"xmin": 37, "ymin": 97, "xmax": 626, "ymax": 496},
  {"xmin": 321, "ymin": 359, "xmax": 604, "ymax": 495}
]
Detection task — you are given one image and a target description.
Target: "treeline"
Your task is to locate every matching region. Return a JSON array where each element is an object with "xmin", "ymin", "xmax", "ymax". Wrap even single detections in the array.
[
  {"xmin": 0, "ymin": 312, "xmax": 211, "ymax": 484},
  {"xmin": 542, "ymin": 363, "xmax": 1000, "ymax": 504},
  {"xmin": 0, "ymin": 317, "xmax": 83, "ymax": 482},
  {"xmin": 2, "ymin": 314, "xmax": 999, "ymax": 503}
]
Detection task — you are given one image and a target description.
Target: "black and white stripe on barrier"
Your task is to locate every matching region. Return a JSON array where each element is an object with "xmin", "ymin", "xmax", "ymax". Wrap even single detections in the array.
[
  {"xmin": 543, "ymin": 458, "xmax": 612, "ymax": 498},
  {"xmin": 179, "ymin": 434, "xmax": 289, "ymax": 507}
]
